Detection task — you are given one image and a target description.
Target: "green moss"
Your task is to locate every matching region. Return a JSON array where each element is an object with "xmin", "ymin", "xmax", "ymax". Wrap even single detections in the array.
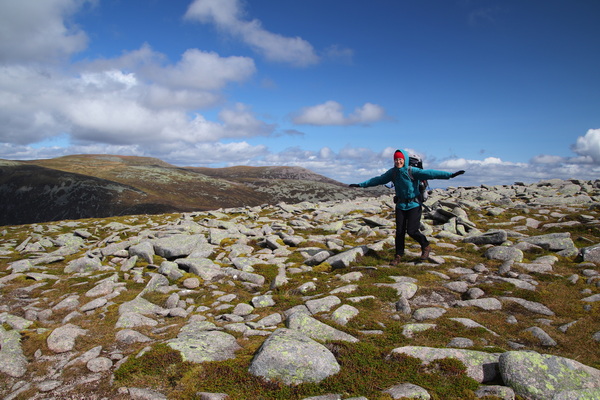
[{"xmin": 114, "ymin": 343, "xmax": 193, "ymax": 386}]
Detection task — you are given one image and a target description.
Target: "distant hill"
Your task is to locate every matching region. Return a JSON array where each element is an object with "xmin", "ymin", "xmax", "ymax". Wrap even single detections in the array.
[{"xmin": 0, "ymin": 155, "xmax": 387, "ymax": 226}]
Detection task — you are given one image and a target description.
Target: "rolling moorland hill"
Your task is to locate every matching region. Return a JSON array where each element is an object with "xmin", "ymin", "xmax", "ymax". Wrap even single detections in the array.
[{"xmin": 0, "ymin": 155, "xmax": 387, "ymax": 226}]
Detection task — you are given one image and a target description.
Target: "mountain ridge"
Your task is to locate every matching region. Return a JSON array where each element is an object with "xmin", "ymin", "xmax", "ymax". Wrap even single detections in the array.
[{"xmin": 0, "ymin": 154, "xmax": 386, "ymax": 226}]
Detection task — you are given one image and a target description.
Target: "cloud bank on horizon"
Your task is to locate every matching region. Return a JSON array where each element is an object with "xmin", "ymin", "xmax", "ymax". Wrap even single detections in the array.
[{"xmin": 0, "ymin": 0, "xmax": 598, "ymax": 187}]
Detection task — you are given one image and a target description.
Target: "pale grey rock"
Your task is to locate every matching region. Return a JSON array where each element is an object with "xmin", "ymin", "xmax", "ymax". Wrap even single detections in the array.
[
  {"xmin": 0, "ymin": 313, "xmax": 33, "ymax": 330},
  {"xmin": 582, "ymin": 293, "xmax": 600, "ymax": 302},
  {"xmin": 395, "ymin": 296, "xmax": 412, "ymax": 314},
  {"xmin": 402, "ymin": 323, "xmax": 436, "ymax": 338},
  {"xmin": 286, "ymin": 312, "xmax": 359, "ymax": 343},
  {"xmin": 500, "ymin": 297, "xmax": 555, "ymax": 316},
  {"xmin": 474, "ymin": 385, "xmax": 515, "ymax": 400},
  {"xmin": 116, "ymin": 312, "xmax": 159, "ymax": 329},
  {"xmin": 47, "ymin": 323, "xmax": 87, "ymax": 353},
  {"xmin": 449, "ymin": 317, "xmax": 498, "ymax": 336},
  {"xmin": 444, "ymin": 281, "xmax": 469, "ymax": 293},
  {"xmin": 121, "ymin": 255, "xmax": 138, "ymax": 272},
  {"xmin": 183, "ymin": 277, "xmax": 200, "ymax": 288},
  {"xmin": 383, "ymin": 383, "xmax": 431, "ymax": 399},
  {"xmin": 412, "ymin": 307, "xmax": 447, "ymax": 321},
  {"xmin": 305, "ymin": 250, "xmax": 333, "ymax": 266},
  {"xmin": 222, "ymin": 267, "xmax": 265, "ymax": 285},
  {"xmin": 80, "ymin": 297, "xmax": 108, "ymax": 312},
  {"xmin": 519, "ymin": 232, "xmax": 577, "ymax": 252},
  {"xmin": 251, "ymin": 294, "xmax": 275, "ymax": 308},
  {"xmin": 153, "ymin": 234, "xmax": 204, "ymax": 258},
  {"xmin": 305, "ymin": 295, "xmax": 341, "ymax": 314},
  {"xmin": 0, "ymin": 326, "xmax": 28, "ymax": 377},
  {"xmin": 390, "ymin": 346, "xmax": 500, "ymax": 383},
  {"xmin": 254, "ymin": 313, "xmax": 282, "ymax": 328},
  {"xmin": 85, "ymin": 279, "xmax": 116, "ymax": 297},
  {"xmin": 464, "ymin": 230, "xmax": 508, "ymax": 245},
  {"xmin": 37, "ymin": 380, "xmax": 62, "ymax": 392},
  {"xmin": 232, "ymin": 303, "xmax": 254, "ymax": 316},
  {"xmin": 87, "ymin": 356, "xmax": 113, "ymax": 372},
  {"xmin": 524, "ymin": 326, "xmax": 558, "ymax": 347},
  {"xmin": 119, "ymin": 296, "xmax": 165, "ymax": 316},
  {"xmin": 485, "ymin": 246, "xmax": 524, "ymax": 262},
  {"xmin": 330, "ymin": 304, "xmax": 359, "ymax": 326},
  {"xmin": 129, "ymin": 241, "xmax": 155, "ymax": 263},
  {"xmin": 552, "ymin": 388, "xmax": 600, "ymax": 399},
  {"xmin": 376, "ymin": 281, "xmax": 418, "ymax": 299},
  {"xmin": 168, "ymin": 321, "xmax": 241, "ymax": 363},
  {"xmin": 339, "ymin": 271, "xmax": 363, "ymax": 282},
  {"xmin": 326, "ymin": 245, "xmax": 369, "ymax": 269},
  {"xmin": 231, "ymin": 256, "xmax": 262, "ymax": 272},
  {"xmin": 196, "ymin": 392, "xmax": 230, "ymax": 400},
  {"xmin": 447, "ymin": 337, "xmax": 475, "ymax": 348},
  {"xmin": 466, "ymin": 287, "xmax": 485, "ymax": 299},
  {"xmin": 9, "ymin": 259, "xmax": 34, "ymax": 273},
  {"xmin": 454, "ymin": 298, "xmax": 503, "ymax": 311},
  {"xmin": 499, "ymin": 351, "xmax": 600, "ymax": 400},
  {"xmin": 128, "ymin": 387, "xmax": 168, "ymax": 400},
  {"xmin": 494, "ymin": 276, "xmax": 537, "ymax": 291},
  {"xmin": 116, "ymin": 329, "xmax": 152, "ymax": 344},
  {"xmin": 579, "ymin": 243, "xmax": 600, "ymax": 264},
  {"xmin": 248, "ymin": 328, "xmax": 340, "ymax": 385},
  {"xmin": 64, "ymin": 256, "xmax": 103, "ymax": 273},
  {"xmin": 297, "ymin": 281, "xmax": 318, "ymax": 293}
]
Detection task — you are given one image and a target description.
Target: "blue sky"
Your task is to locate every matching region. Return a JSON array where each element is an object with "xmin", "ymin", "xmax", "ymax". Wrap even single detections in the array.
[{"xmin": 1, "ymin": 0, "xmax": 599, "ymax": 187}]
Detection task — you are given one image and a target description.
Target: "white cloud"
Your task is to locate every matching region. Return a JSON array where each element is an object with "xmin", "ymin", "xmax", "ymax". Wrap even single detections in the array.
[
  {"xmin": 0, "ymin": 43, "xmax": 268, "ymax": 147},
  {"xmin": 571, "ymin": 128, "xmax": 600, "ymax": 163},
  {"xmin": 0, "ymin": 0, "xmax": 90, "ymax": 63},
  {"xmin": 185, "ymin": 0, "xmax": 319, "ymax": 67},
  {"xmin": 147, "ymin": 49, "xmax": 256, "ymax": 91},
  {"xmin": 292, "ymin": 101, "xmax": 387, "ymax": 126},
  {"xmin": 531, "ymin": 154, "xmax": 565, "ymax": 164}
]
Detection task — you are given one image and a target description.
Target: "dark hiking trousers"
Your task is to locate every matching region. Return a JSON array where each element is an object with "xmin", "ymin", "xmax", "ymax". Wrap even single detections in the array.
[{"xmin": 395, "ymin": 205, "xmax": 429, "ymax": 256}]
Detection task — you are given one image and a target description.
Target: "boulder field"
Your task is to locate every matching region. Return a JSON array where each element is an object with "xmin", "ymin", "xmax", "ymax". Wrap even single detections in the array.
[{"xmin": 1, "ymin": 178, "xmax": 599, "ymax": 399}]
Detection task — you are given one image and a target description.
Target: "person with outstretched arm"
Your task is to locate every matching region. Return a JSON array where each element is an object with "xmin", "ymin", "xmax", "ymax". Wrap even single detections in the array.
[{"xmin": 349, "ymin": 149, "xmax": 465, "ymax": 265}]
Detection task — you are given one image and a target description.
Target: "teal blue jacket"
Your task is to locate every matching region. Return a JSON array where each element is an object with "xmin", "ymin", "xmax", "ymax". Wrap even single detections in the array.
[{"xmin": 358, "ymin": 149, "xmax": 453, "ymax": 210}]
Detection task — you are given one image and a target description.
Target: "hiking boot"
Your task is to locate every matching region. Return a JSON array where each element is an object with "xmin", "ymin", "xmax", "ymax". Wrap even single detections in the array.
[
  {"xmin": 420, "ymin": 245, "xmax": 431, "ymax": 260},
  {"xmin": 390, "ymin": 254, "xmax": 403, "ymax": 266}
]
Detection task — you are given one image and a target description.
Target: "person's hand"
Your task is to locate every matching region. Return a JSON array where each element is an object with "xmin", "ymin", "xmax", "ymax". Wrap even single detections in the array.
[
  {"xmin": 349, "ymin": 184, "xmax": 360, "ymax": 188},
  {"xmin": 450, "ymin": 170, "xmax": 465, "ymax": 178}
]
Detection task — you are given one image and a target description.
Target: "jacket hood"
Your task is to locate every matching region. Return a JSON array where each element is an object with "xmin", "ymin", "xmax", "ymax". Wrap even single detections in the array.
[{"xmin": 395, "ymin": 149, "xmax": 410, "ymax": 171}]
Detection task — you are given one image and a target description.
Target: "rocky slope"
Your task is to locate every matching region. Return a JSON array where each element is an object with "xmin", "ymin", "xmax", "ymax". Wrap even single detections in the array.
[
  {"xmin": 0, "ymin": 178, "xmax": 599, "ymax": 399},
  {"xmin": 0, "ymin": 155, "xmax": 386, "ymax": 226}
]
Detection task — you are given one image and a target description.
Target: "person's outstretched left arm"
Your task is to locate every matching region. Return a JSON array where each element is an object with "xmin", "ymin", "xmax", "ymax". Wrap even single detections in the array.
[{"xmin": 413, "ymin": 168, "xmax": 465, "ymax": 180}]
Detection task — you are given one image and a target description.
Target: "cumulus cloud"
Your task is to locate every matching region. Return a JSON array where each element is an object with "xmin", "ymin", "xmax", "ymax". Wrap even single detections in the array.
[
  {"xmin": 0, "ymin": 0, "xmax": 90, "ymax": 63},
  {"xmin": 571, "ymin": 128, "xmax": 600, "ymax": 163},
  {"xmin": 185, "ymin": 0, "xmax": 319, "ymax": 67},
  {"xmin": 292, "ymin": 101, "xmax": 387, "ymax": 126},
  {"xmin": 0, "ymin": 43, "xmax": 269, "ymax": 147}
]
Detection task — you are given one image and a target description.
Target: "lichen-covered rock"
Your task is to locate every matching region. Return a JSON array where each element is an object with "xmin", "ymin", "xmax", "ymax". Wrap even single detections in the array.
[
  {"xmin": 47, "ymin": 323, "xmax": 87, "ymax": 353},
  {"xmin": 499, "ymin": 351, "xmax": 600, "ymax": 400},
  {"xmin": 0, "ymin": 326, "xmax": 27, "ymax": 377},
  {"xmin": 485, "ymin": 246, "xmax": 524, "ymax": 262},
  {"xmin": 248, "ymin": 328, "xmax": 340, "ymax": 385},
  {"xmin": 287, "ymin": 311, "xmax": 359, "ymax": 343},
  {"xmin": 389, "ymin": 346, "xmax": 500, "ymax": 383},
  {"xmin": 384, "ymin": 383, "xmax": 431, "ymax": 399},
  {"xmin": 167, "ymin": 320, "xmax": 241, "ymax": 363},
  {"xmin": 519, "ymin": 233, "xmax": 577, "ymax": 253},
  {"xmin": 579, "ymin": 243, "xmax": 600, "ymax": 264}
]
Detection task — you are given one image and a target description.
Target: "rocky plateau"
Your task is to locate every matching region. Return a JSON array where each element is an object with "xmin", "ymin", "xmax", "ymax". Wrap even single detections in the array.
[{"xmin": 1, "ymin": 178, "xmax": 599, "ymax": 399}]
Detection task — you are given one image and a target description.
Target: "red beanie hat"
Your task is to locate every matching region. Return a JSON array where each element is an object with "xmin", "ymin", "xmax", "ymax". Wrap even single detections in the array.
[{"xmin": 394, "ymin": 150, "xmax": 404, "ymax": 160}]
